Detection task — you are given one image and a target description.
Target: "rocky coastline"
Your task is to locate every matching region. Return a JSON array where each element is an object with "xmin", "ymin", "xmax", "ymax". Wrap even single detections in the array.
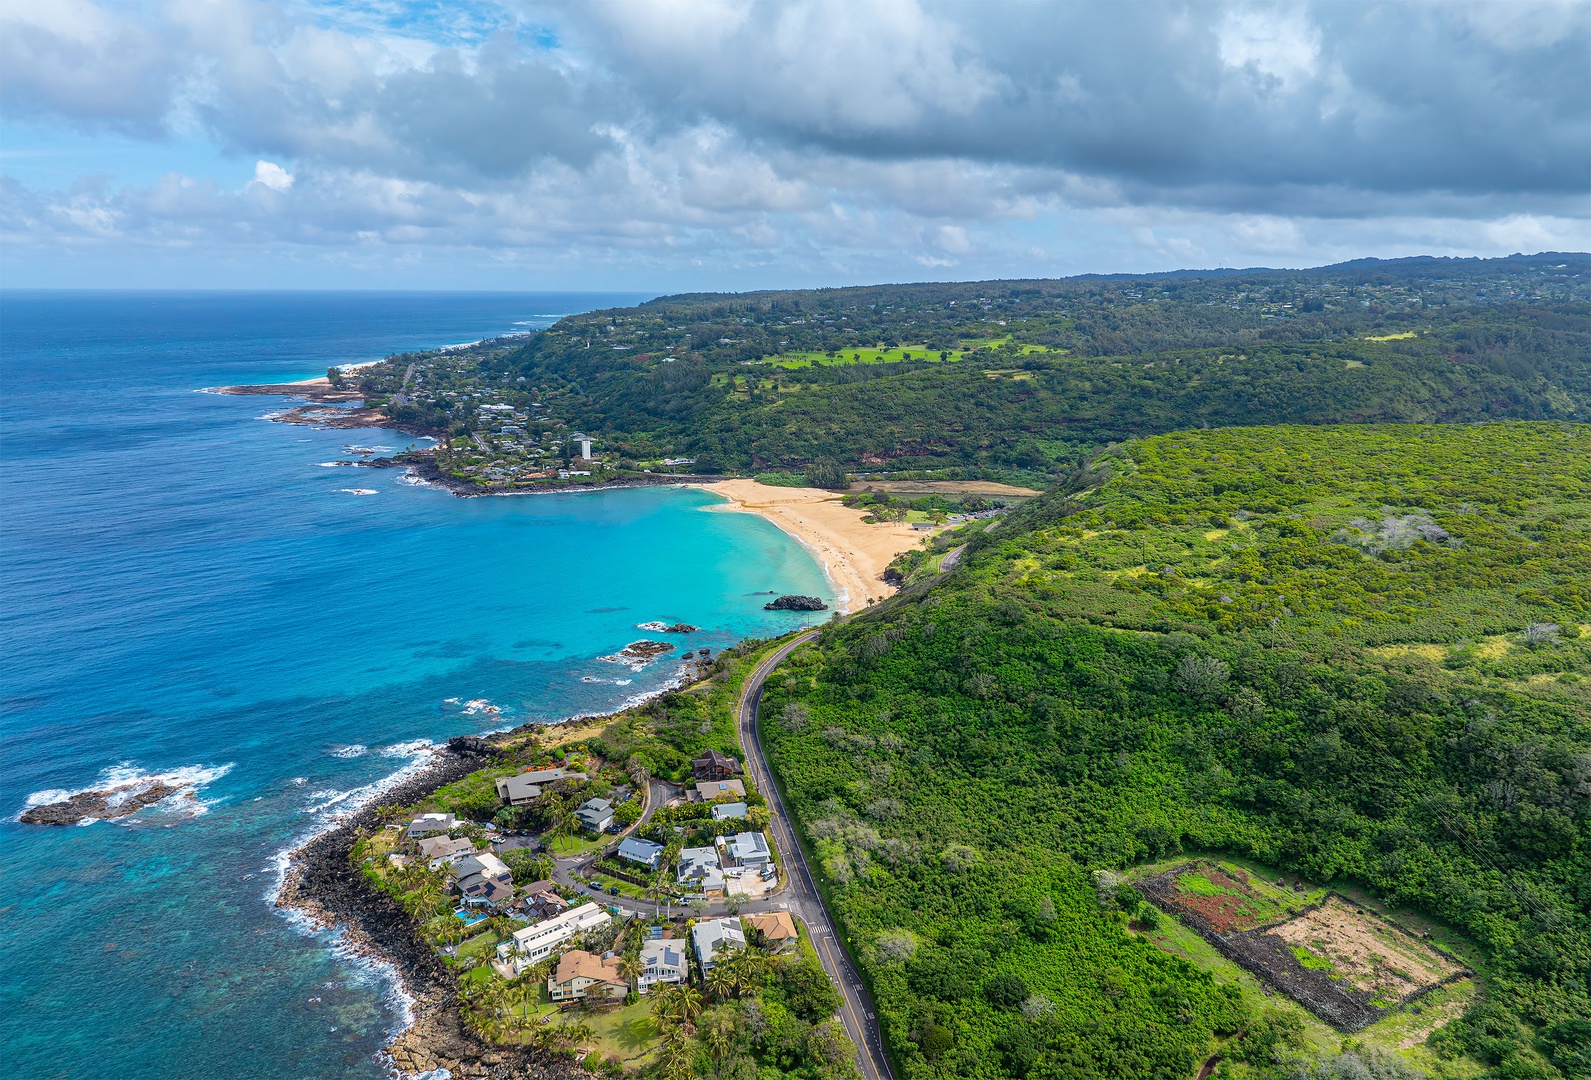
[
  {"xmin": 21, "ymin": 781, "xmax": 181, "ymax": 825},
  {"xmin": 276, "ymin": 736, "xmax": 592, "ymax": 1080}
]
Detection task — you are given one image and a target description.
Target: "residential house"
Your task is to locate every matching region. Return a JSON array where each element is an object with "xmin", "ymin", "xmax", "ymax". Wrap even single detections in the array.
[
  {"xmin": 547, "ymin": 950, "xmax": 626, "ymax": 1003},
  {"xmin": 709, "ymin": 802, "xmax": 748, "ymax": 823},
  {"xmin": 691, "ymin": 779, "xmax": 746, "ymax": 803},
  {"xmin": 451, "ymin": 852, "xmax": 514, "ymax": 904},
  {"xmin": 417, "ymin": 835, "xmax": 475, "ymax": 869},
  {"xmin": 617, "ymin": 837, "xmax": 665, "ymax": 871},
  {"xmin": 521, "ymin": 887, "xmax": 570, "ymax": 920},
  {"xmin": 494, "ymin": 767, "xmax": 587, "ymax": 807},
  {"xmin": 692, "ymin": 750, "xmax": 741, "ymax": 782},
  {"xmin": 744, "ymin": 912, "xmax": 799, "ymax": 951},
  {"xmin": 406, "ymin": 812, "xmax": 458, "ymax": 838},
  {"xmin": 497, "ymin": 902, "xmax": 612, "ymax": 973},
  {"xmin": 637, "ymin": 939, "xmax": 687, "ymax": 994},
  {"xmin": 692, "ymin": 917, "xmax": 746, "ymax": 972},
  {"xmin": 575, "ymin": 797, "xmax": 614, "ymax": 833},
  {"xmin": 723, "ymin": 831, "xmax": 772, "ymax": 869},
  {"xmin": 676, "ymin": 845, "xmax": 725, "ymax": 895}
]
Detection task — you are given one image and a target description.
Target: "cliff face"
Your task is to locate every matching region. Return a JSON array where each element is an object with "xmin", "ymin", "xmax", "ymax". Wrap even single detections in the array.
[{"xmin": 277, "ymin": 744, "xmax": 592, "ymax": 1080}]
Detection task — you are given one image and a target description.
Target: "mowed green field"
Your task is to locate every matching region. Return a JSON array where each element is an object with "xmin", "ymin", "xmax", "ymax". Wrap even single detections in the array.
[{"xmin": 759, "ymin": 337, "xmax": 1067, "ymax": 368}]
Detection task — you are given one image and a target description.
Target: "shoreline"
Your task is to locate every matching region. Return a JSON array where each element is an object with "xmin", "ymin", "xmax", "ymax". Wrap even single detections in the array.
[
  {"xmin": 272, "ymin": 664, "xmax": 708, "ymax": 1078},
  {"xmin": 695, "ymin": 479, "xmax": 925, "ymax": 613}
]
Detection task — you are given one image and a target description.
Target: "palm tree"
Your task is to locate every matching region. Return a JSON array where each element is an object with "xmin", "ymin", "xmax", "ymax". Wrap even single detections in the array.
[
  {"xmin": 660, "ymin": 1030, "xmax": 697, "ymax": 1080},
  {"xmin": 704, "ymin": 963, "xmax": 737, "ymax": 1001},
  {"xmin": 700, "ymin": 1009, "xmax": 737, "ymax": 1067},
  {"xmin": 552, "ymin": 1019, "xmax": 594, "ymax": 1049},
  {"xmin": 616, "ymin": 953, "xmax": 644, "ymax": 989},
  {"xmin": 672, "ymin": 984, "xmax": 705, "ymax": 1034}
]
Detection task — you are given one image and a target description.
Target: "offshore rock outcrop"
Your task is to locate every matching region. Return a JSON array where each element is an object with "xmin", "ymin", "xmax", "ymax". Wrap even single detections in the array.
[
  {"xmin": 21, "ymin": 782, "xmax": 179, "ymax": 825},
  {"xmin": 764, "ymin": 595, "xmax": 828, "ymax": 611}
]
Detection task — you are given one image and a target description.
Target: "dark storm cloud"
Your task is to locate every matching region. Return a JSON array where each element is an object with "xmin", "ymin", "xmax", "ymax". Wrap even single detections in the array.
[
  {"xmin": 570, "ymin": 2, "xmax": 1590, "ymax": 209},
  {"xmin": 1, "ymin": 0, "xmax": 1584, "ymax": 283}
]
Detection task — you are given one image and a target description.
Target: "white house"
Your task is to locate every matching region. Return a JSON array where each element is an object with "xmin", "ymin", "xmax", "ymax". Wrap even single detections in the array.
[
  {"xmin": 724, "ymin": 831, "xmax": 772, "ymax": 868},
  {"xmin": 406, "ymin": 812, "xmax": 458, "ymax": 838},
  {"xmin": 497, "ymin": 901, "xmax": 612, "ymax": 974},
  {"xmin": 637, "ymin": 939, "xmax": 687, "ymax": 994},
  {"xmin": 691, "ymin": 917, "xmax": 746, "ymax": 972}
]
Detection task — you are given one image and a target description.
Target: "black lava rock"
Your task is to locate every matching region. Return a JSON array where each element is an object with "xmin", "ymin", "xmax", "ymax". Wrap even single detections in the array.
[{"xmin": 764, "ymin": 595, "xmax": 828, "ymax": 611}]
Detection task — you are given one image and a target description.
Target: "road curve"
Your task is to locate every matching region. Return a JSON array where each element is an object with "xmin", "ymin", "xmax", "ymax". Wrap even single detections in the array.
[{"xmin": 737, "ymin": 630, "xmax": 896, "ymax": 1080}]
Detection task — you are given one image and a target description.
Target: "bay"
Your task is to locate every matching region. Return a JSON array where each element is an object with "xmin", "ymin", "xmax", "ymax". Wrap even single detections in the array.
[{"xmin": 0, "ymin": 291, "xmax": 831, "ymax": 1079}]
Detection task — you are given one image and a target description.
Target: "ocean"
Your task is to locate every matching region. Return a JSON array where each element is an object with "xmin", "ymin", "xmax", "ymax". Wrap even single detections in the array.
[{"xmin": 0, "ymin": 292, "xmax": 832, "ymax": 1079}]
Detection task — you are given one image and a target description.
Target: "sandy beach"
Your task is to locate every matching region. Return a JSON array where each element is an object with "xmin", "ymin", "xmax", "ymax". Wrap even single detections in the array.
[{"xmin": 699, "ymin": 479, "xmax": 926, "ymax": 612}]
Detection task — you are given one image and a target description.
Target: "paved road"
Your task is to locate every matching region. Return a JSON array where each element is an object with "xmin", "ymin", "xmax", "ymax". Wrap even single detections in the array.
[
  {"xmin": 939, "ymin": 544, "xmax": 966, "ymax": 571},
  {"xmin": 738, "ymin": 631, "xmax": 896, "ymax": 1080}
]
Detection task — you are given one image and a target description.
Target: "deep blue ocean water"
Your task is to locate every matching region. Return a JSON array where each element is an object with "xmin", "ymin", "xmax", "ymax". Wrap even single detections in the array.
[{"xmin": 0, "ymin": 292, "xmax": 832, "ymax": 1079}]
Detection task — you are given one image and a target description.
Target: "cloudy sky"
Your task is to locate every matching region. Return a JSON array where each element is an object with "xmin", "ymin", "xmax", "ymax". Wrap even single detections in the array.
[{"xmin": 2, "ymin": 0, "xmax": 1588, "ymax": 290}]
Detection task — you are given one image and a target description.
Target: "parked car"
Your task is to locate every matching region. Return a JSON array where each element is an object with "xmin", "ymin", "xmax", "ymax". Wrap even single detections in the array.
[{"xmin": 608, "ymin": 886, "xmax": 620, "ymax": 896}]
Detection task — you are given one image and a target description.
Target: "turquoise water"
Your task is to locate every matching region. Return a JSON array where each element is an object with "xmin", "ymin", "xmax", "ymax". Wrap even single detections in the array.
[{"xmin": 0, "ymin": 292, "xmax": 831, "ymax": 1079}]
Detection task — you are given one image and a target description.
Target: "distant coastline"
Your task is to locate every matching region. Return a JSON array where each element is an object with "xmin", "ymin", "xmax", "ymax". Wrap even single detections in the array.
[{"xmin": 207, "ymin": 376, "xmax": 932, "ymax": 612}]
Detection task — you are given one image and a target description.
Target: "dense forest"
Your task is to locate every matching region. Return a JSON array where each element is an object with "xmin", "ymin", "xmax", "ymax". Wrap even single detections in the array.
[
  {"xmin": 358, "ymin": 255, "xmax": 1591, "ymax": 487},
  {"xmin": 753, "ymin": 424, "xmax": 1590, "ymax": 1080}
]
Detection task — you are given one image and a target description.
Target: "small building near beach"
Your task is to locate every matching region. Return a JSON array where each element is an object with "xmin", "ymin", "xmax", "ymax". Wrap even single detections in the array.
[
  {"xmin": 451, "ymin": 852, "xmax": 514, "ymax": 904},
  {"xmin": 693, "ymin": 750, "xmax": 741, "ymax": 782},
  {"xmin": 692, "ymin": 917, "xmax": 746, "ymax": 972},
  {"xmin": 618, "ymin": 837, "xmax": 665, "ymax": 870},
  {"xmin": 498, "ymin": 901, "xmax": 612, "ymax": 973},
  {"xmin": 406, "ymin": 812, "xmax": 458, "ymax": 838},
  {"xmin": 548, "ymin": 950, "xmax": 626, "ymax": 1003},
  {"xmin": 576, "ymin": 797, "xmax": 614, "ymax": 833},
  {"xmin": 495, "ymin": 767, "xmax": 587, "ymax": 807},
  {"xmin": 745, "ymin": 911, "xmax": 799, "ymax": 951},
  {"xmin": 417, "ymin": 835, "xmax": 475, "ymax": 868},
  {"xmin": 691, "ymin": 779, "xmax": 746, "ymax": 803},
  {"xmin": 637, "ymin": 939, "xmax": 687, "ymax": 994},
  {"xmin": 723, "ymin": 831, "xmax": 772, "ymax": 868},
  {"xmin": 677, "ymin": 845, "xmax": 725, "ymax": 895}
]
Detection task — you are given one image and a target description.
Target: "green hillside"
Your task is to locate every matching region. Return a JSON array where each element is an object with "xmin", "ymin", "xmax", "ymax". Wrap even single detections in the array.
[
  {"xmin": 355, "ymin": 255, "xmax": 1590, "ymax": 489},
  {"xmin": 756, "ymin": 423, "xmax": 1591, "ymax": 1080}
]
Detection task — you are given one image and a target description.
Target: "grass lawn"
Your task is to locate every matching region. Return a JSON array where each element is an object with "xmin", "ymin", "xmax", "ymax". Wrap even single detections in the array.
[
  {"xmin": 458, "ymin": 930, "xmax": 504, "ymax": 959},
  {"xmin": 762, "ymin": 345, "xmax": 963, "ymax": 367},
  {"xmin": 583, "ymin": 999, "xmax": 662, "ymax": 1065},
  {"xmin": 586, "ymin": 871, "xmax": 653, "ymax": 901},
  {"xmin": 547, "ymin": 832, "xmax": 609, "ymax": 857}
]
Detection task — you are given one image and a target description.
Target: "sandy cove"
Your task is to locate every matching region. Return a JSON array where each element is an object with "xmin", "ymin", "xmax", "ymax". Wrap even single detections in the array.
[{"xmin": 698, "ymin": 479, "xmax": 925, "ymax": 613}]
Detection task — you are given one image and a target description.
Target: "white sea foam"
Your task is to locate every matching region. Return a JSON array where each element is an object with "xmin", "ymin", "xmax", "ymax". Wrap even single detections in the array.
[
  {"xmin": 265, "ymin": 738, "xmax": 441, "ymax": 907},
  {"xmin": 442, "ymin": 697, "xmax": 460, "ymax": 705},
  {"xmin": 461, "ymin": 699, "xmax": 499, "ymax": 716},
  {"xmin": 339, "ymin": 488, "xmax": 379, "ymax": 496},
  {"xmin": 636, "ymin": 621, "xmax": 669, "ymax": 632},
  {"xmin": 315, "ymin": 461, "xmax": 350, "ymax": 468},
  {"xmin": 396, "ymin": 472, "xmax": 439, "ymax": 489},
  {"xmin": 381, "ymin": 739, "xmax": 436, "ymax": 757},
  {"xmin": 328, "ymin": 744, "xmax": 367, "ymax": 758},
  {"xmin": 19, "ymin": 761, "xmax": 234, "ymax": 823}
]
